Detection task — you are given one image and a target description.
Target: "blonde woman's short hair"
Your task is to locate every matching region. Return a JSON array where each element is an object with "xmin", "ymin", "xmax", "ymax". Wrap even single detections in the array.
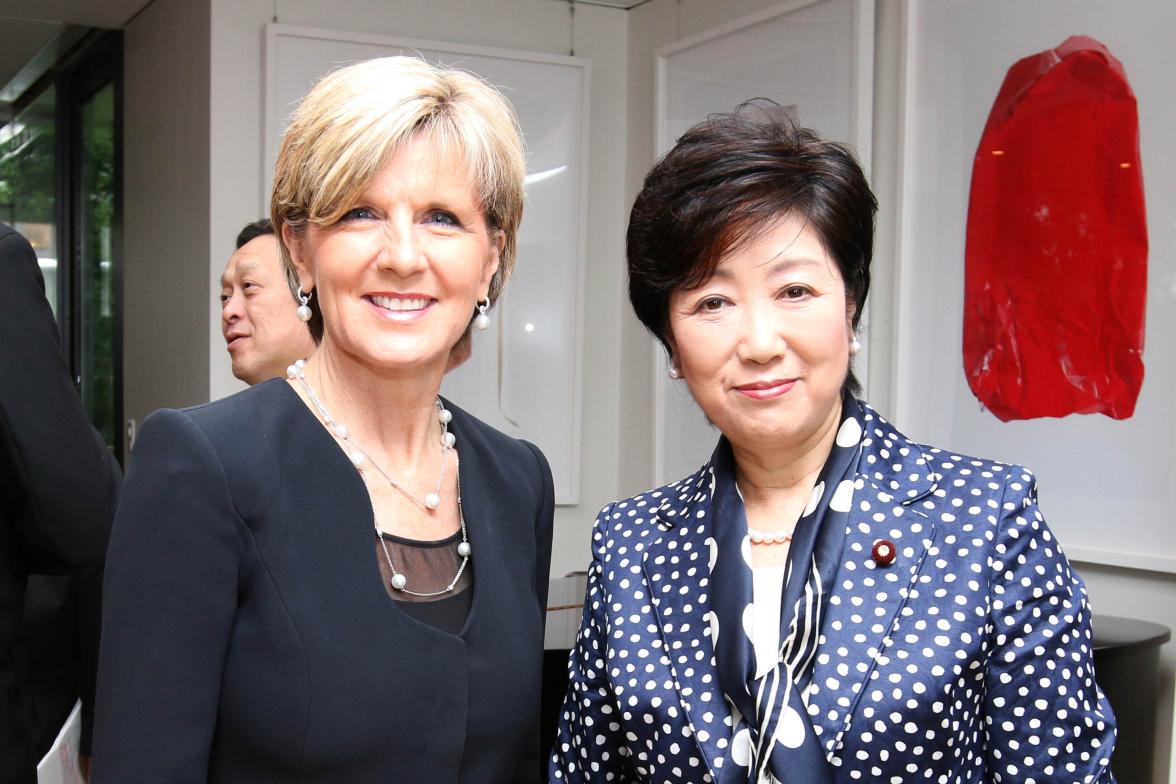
[{"xmin": 271, "ymin": 55, "xmax": 526, "ymax": 325}]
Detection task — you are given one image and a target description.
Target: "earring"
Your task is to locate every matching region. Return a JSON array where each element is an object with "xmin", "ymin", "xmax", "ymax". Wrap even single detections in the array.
[
  {"xmin": 849, "ymin": 335, "xmax": 862, "ymax": 355},
  {"xmin": 668, "ymin": 364, "xmax": 682, "ymax": 380},
  {"xmin": 296, "ymin": 290, "xmax": 313, "ymax": 322},
  {"xmin": 473, "ymin": 298, "xmax": 490, "ymax": 331}
]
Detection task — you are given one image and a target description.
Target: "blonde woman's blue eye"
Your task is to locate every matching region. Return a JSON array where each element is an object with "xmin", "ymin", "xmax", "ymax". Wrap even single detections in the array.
[
  {"xmin": 342, "ymin": 207, "xmax": 374, "ymax": 221},
  {"xmin": 428, "ymin": 211, "xmax": 459, "ymax": 226}
]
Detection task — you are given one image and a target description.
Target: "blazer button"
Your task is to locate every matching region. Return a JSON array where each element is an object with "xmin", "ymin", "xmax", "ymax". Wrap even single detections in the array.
[{"xmin": 871, "ymin": 539, "xmax": 897, "ymax": 567}]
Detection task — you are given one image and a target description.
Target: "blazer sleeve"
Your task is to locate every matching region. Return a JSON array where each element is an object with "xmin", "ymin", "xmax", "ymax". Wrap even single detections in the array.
[
  {"xmin": 549, "ymin": 503, "xmax": 635, "ymax": 784},
  {"xmin": 514, "ymin": 440, "xmax": 555, "ymax": 784},
  {"xmin": 92, "ymin": 409, "xmax": 243, "ymax": 783},
  {"xmin": 983, "ymin": 467, "xmax": 1116, "ymax": 783},
  {"xmin": 0, "ymin": 227, "xmax": 120, "ymax": 573},
  {"xmin": 525, "ymin": 440, "xmax": 555, "ymax": 629}
]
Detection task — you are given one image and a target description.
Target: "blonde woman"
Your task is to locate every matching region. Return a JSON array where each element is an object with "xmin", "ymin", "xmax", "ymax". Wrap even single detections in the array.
[{"xmin": 94, "ymin": 57, "xmax": 554, "ymax": 783}]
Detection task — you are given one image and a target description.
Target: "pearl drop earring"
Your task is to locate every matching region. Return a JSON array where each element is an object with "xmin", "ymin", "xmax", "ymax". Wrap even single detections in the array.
[
  {"xmin": 296, "ymin": 291, "xmax": 313, "ymax": 322},
  {"xmin": 473, "ymin": 298, "xmax": 490, "ymax": 330},
  {"xmin": 849, "ymin": 335, "xmax": 862, "ymax": 355}
]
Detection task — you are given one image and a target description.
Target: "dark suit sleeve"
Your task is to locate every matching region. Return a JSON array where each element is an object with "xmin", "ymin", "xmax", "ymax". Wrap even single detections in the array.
[
  {"xmin": 0, "ymin": 225, "xmax": 119, "ymax": 772},
  {"xmin": 92, "ymin": 409, "xmax": 243, "ymax": 783},
  {"xmin": 516, "ymin": 440, "xmax": 555, "ymax": 784},
  {"xmin": 0, "ymin": 227, "xmax": 120, "ymax": 573},
  {"xmin": 525, "ymin": 441, "xmax": 555, "ymax": 630},
  {"xmin": 74, "ymin": 567, "xmax": 103, "ymax": 755}
]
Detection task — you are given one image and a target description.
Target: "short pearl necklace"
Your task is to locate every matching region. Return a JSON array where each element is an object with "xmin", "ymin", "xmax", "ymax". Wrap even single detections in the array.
[
  {"xmin": 734, "ymin": 479, "xmax": 795, "ymax": 545},
  {"xmin": 747, "ymin": 527, "xmax": 794, "ymax": 546},
  {"xmin": 288, "ymin": 359, "xmax": 471, "ymax": 596}
]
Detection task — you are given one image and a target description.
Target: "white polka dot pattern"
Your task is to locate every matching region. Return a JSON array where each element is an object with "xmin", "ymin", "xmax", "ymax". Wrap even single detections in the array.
[{"xmin": 550, "ymin": 404, "xmax": 1116, "ymax": 783}]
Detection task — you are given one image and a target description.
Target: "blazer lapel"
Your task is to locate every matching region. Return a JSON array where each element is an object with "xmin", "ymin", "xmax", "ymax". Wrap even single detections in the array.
[
  {"xmin": 638, "ymin": 411, "xmax": 944, "ymax": 772},
  {"xmin": 641, "ymin": 462, "xmax": 729, "ymax": 781},
  {"xmin": 809, "ymin": 410, "xmax": 941, "ymax": 755}
]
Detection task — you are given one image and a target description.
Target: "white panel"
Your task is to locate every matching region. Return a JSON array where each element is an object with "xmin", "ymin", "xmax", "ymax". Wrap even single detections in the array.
[
  {"xmin": 891, "ymin": 0, "xmax": 1176, "ymax": 572},
  {"xmin": 265, "ymin": 25, "xmax": 588, "ymax": 504},
  {"xmin": 652, "ymin": 0, "xmax": 872, "ymax": 487}
]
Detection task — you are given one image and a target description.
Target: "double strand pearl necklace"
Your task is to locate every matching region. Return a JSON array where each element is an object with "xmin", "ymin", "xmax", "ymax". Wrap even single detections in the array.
[{"xmin": 288, "ymin": 359, "xmax": 471, "ymax": 596}]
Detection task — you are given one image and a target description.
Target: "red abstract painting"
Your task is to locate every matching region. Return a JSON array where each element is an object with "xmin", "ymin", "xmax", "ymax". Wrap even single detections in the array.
[{"xmin": 964, "ymin": 36, "xmax": 1147, "ymax": 421}]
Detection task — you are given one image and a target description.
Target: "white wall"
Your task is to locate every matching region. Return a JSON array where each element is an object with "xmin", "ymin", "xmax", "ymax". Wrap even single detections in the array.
[{"xmin": 206, "ymin": 0, "xmax": 628, "ymax": 578}]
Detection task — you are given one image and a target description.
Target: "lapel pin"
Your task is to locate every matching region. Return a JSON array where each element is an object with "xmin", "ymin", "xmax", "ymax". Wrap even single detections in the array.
[{"xmin": 871, "ymin": 539, "xmax": 897, "ymax": 567}]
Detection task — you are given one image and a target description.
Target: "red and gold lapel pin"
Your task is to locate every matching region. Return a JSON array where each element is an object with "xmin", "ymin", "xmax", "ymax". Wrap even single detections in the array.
[{"xmin": 871, "ymin": 539, "xmax": 897, "ymax": 567}]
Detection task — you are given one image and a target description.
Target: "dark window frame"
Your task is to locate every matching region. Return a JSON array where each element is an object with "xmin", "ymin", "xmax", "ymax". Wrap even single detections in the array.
[{"xmin": 6, "ymin": 30, "xmax": 123, "ymax": 463}]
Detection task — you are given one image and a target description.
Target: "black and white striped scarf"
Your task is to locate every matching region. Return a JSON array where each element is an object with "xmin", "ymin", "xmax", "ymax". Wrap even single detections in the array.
[{"xmin": 708, "ymin": 391, "xmax": 864, "ymax": 784}]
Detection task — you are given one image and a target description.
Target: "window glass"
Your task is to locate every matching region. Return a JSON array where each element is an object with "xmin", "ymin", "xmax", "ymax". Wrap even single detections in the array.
[
  {"xmin": 0, "ymin": 86, "xmax": 59, "ymax": 315},
  {"xmin": 80, "ymin": 82, "xmax": 117, "ymax": 452}
]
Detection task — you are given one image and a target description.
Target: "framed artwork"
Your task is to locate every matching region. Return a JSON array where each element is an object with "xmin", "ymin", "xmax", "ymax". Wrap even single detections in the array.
[{"xmin": 877, "ymin": 1, "xmax": 1176, "ymax": 572}]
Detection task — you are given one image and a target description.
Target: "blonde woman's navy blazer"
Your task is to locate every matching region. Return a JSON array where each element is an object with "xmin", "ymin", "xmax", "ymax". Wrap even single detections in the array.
[
  {"xmin": 94, "ymin": 380, "xmax": 554, "ymax": 783},
  {"xmin": 552, "ymin": 403, "xmax": 1115, "ymax": 783}
]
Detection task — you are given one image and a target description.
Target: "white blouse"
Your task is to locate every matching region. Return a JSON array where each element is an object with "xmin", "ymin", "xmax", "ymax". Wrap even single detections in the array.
[{"xmin": 751, "ymin": 564, "xmax": 787, "ymax": 678}]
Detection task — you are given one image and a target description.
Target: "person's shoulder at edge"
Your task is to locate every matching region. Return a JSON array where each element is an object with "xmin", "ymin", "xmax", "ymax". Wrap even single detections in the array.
[
  {"xmin": 127, "ymin": 379, "xmax": 299, "ymax": 470},
  {"xmin": 588, "ymin": 456, "xmax": 715, "ymax": 554},
  {"xmin": 854, "ymin": 398, "xmax": 1035, "ymax": 492},
  {"xmin": 134, "ymin": 383, "xmax": 553, "ymax": 489},
  {"xmin": 595, "ymin": 397, "xmax": 1042, "ymax": 544}
]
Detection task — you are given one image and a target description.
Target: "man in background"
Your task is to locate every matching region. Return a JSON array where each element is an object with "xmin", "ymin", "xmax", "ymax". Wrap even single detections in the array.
[
  {"xmin": 220, "ymin": 220, "xmax": 316, "ymax": 385},
  {"xmin": 1, "ymin": 223, "xmax": 121, "ymax": 782}
]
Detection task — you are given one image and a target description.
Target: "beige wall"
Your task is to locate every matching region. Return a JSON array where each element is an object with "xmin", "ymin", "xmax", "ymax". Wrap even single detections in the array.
[{"xmin": 122, "ymin": 0, "xmax": 210, "ymax": 441}]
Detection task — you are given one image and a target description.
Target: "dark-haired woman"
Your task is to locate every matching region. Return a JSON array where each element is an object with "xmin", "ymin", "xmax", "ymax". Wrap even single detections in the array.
[{"xmin": 549, "ymin": 108, "xmax": 1115, "ymax": 784}]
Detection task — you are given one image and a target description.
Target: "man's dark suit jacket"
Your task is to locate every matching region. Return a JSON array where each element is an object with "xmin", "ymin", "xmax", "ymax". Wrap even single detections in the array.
[
  {"xmin": 94, "ymin": 380, "xmax": 555, "ymax": 783},
  {"xmin": 0, "ymin": 223, "xmax": 121, "ymax": 782}
]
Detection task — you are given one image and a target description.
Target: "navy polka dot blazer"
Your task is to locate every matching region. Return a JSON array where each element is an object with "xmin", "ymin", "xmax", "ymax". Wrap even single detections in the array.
[{"xmin": 551, "ymin": 403, "xmax": 1115, "ymax": 783}]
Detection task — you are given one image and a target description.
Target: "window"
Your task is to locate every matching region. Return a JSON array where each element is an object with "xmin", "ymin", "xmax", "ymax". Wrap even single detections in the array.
[{"xmin": 0, "ymin": 31, "xmax": 122, "ymax": 461}]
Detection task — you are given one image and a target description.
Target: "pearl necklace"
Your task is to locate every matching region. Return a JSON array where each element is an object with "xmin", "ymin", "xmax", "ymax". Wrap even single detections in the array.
[
  {"xmin": 288, "ymin": 360, "xmax": 453, "ymax": 510},
  {"xmin": 377, "ymin": 457, "xmax": 471, "ymax": 597},
  {"xmin": 747, "ymin": 527, "xmax": 794, "ymax": 546},
  {"xmin": 288, "ymin": 359, "xmax": 471, "ymax": 596}
]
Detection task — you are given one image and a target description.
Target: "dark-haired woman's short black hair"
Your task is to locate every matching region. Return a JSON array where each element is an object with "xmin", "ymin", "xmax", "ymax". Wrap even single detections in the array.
[{"xmin": 626, "ymin": 103, "xmax": 877, "ymax": 393}]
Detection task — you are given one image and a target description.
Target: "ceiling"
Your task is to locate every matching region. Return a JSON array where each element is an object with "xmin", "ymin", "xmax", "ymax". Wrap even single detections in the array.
[
  {"xmin": 0, "ymin": 0, "xmax": 649, "ymax": 103},
  {"xmin": 0, "ymin": 0, "xmax": 151, "ymax": 28},
  {"xmin": 0, "ymin": 18, "xmax": 63, "ymax": 98},
  {"xmin": 0, "ymin": 0, "xmax": 149, "ymax": 102},
  {"xmin": 550, "ymin": 0, "xmax": 652, "ymax": 9}
]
